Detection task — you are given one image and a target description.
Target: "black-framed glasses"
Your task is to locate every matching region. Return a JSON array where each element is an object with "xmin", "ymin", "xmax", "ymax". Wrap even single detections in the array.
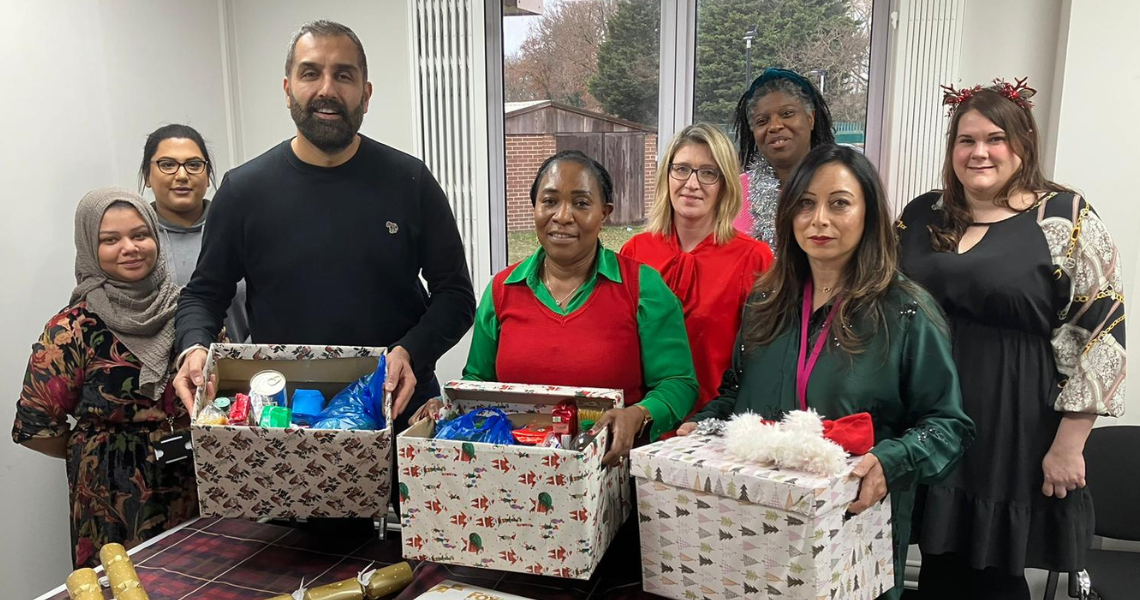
[
  {"xmin": 669, "ymin": 164, "xmax": 721, "ymax": 185},
  {"xmin": 153, "ymin": 158, "xmax": 208, "ymax": 175}
]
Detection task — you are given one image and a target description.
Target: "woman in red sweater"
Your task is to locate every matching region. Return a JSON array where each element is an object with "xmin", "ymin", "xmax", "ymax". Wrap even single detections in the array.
[{"xmin": 621, "ymin": 124, "xmax": 773, "ymax": 419}]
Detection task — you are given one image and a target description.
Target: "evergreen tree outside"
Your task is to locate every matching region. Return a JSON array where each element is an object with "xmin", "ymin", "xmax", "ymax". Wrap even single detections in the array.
[
  {"xmin": 693, "ymin": 0, "xmax": 856, "ymax": 128},
  {"xmin": 590, "ymin": 0, "xmax": 661, "ymax": 126}
]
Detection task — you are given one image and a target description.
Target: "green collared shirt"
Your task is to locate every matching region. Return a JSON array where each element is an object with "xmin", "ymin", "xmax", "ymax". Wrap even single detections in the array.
[{"xmin": 463, "ymin": 246, "xmax": 698, "ymax": 439}]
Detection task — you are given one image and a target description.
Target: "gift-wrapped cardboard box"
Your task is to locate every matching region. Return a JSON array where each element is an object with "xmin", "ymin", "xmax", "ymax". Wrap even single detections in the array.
[
  {"xmin": 191, "ymin": 343, "xmax": 392, "ymax": 519},
  {"xmin": 397, "ymin": 380, "xmax": 630, "ymax": 579},
  {"xmin": 413, "ymin": 580, "xmax": 536, "ymax": 599},
  {"xmin": 631, "ymin": 434, "xmax": 894, "ymax": 600}
]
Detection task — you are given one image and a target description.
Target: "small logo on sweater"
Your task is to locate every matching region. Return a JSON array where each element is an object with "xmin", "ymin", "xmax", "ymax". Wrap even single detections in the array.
[{"xmin": 386, "ymin": 221, "xmax": 399, "ymax": 234}]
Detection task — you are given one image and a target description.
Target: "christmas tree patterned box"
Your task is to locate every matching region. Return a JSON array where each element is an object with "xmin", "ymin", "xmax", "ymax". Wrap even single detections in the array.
[
  {"xmin": 631, "ymin": 434, "xmax": 894, "ymax": 600},
  {"xmin": 192, "ymin": 343, "xmax": 393, "ymax": 519},
  {"xmin": 397, "ymin": 380, "xmax": 631, "ymax": 579}
]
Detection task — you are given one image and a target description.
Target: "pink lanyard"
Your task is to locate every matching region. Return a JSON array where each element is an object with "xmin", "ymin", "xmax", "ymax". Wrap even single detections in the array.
[{"xmin": 796, "ymin": 280, "xmax": 841, "ymax": 411}]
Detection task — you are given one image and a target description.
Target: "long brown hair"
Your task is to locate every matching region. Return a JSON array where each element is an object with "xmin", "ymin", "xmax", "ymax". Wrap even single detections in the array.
[
  {"xmin": 930, "ymin": 86, "xmax": 1074, "ymax": 252},
  {"xmin": 744, "ymin": 145, "xmax": 904, "ymax": 355}
]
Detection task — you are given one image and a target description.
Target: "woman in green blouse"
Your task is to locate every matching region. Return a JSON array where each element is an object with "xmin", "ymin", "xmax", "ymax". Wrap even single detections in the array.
[
  {"xmin": 416, "ymin": 150, "xmax": 698, "ymax": 466},
  {"xmin": 677, "ymin": 145, "xmax": 974, "ymax": 600}
]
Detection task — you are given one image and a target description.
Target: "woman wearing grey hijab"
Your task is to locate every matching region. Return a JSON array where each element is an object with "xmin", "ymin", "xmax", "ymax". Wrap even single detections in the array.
[{"xmin": 12, "ymin": 188, "xmax": 197, "ymax": 568}]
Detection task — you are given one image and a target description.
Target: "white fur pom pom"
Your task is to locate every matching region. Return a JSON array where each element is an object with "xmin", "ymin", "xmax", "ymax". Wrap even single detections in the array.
[
  {"xmin": 724, "ymin": 412, "xmax": 779, "ymax": 465},
  {"xmin": 783, "ymin": 435, "xmax": 848, "ymax": 477},
  {"xmin": 781, "ymin": 409, "xmax": 825, "ymax": 436},
  {"xmin": 723, "ymin": 410, "xmax": 848, "ymax": 478}
]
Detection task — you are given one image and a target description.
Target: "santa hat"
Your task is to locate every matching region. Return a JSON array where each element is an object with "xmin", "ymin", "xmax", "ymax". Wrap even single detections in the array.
[{"xmin": 721, "ymin": 410, "xmax": 874, "ymax": 477}]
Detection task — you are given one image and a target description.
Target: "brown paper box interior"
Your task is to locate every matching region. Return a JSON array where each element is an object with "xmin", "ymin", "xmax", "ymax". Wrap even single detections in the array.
[{"xmin": 198, "ymin": 355, "xmax": 380, "ymax": 416}]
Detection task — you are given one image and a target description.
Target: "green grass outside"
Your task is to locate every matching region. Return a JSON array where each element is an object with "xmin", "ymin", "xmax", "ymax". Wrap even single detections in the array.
[{"xmin": 508, "ymin": 225, "xmax": 646, "ymax": 265}]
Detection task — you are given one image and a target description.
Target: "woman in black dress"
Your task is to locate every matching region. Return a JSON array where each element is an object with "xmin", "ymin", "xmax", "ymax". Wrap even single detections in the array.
[{"xmin": 897, "ymin": 81, "xmax": 1126, "ymax": 599}]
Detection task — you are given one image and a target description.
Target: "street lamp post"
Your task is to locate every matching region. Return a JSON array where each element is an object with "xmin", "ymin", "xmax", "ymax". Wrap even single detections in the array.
[
  {"xmin": 806, "ymin": 69, "xmax": 827, "ymax": 94},
  {"xmin": 743, "ymin": 25, "xmax": 758, "ymax": 86}
]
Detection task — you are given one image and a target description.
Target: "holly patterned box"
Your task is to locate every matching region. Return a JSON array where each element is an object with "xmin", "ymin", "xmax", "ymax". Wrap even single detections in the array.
[
  {"xmin": 397, "ymin": 380, "xmax": 631, "ymax": 579},
  {"xmin": 191, "ymin": 343, "xmax": 393, "ymax": 519},
  {"xmin": 630, "ymin": 434, "xmax": 894, "ymax": 600}
]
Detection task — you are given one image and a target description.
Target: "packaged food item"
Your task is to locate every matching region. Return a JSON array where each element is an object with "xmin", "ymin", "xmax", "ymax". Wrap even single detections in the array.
[
  {"xmin": 578, "ymin": 407, "xmax": 605, "ymax": 427},
  {"xmin": 196, "ymin": 404, "xmax": 229, "ymax": 426},
  {"xmin": 229, "ymin": 393, "xmax": 252, "ymax": 426},
  {"xmin": 540, "ymin": 432, "xmax": 563, "ymax": 449},
  {"xmin": 511, "ymin": 423, "xmax": 556, "ymax": 446},
  {"xmin": 249, "ymin": 391, "xmax": 271, "ymax": 424},
  {"xmin": 213, "ymin": 396, "xmax": 232, "ymax": 412},
  {"xmin": 552, "ymin": 399, "xmax": 578, "ymax": 438},
  {"xmin": 259, "ymin": 406, "xmax": 293, "ymax": 428},
  {"xmin": 507, "ymin": 412, "xmax": 553, "ymax": 429},
  {"xmin": 290, "ymin": 389, "xmax": 326, "ymax": 426},
  {"xmin": 250, "ymin": 370, "xmax": 288, "ymax": 408}
]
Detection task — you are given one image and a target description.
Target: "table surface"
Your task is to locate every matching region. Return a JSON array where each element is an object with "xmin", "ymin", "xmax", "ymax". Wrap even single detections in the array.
[{"xmin": 37, "ymin": 517, "xmax": 661, "ymax": 600}]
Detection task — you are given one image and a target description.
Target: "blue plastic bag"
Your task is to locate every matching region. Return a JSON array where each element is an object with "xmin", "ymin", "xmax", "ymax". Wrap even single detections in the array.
[
  {"xmin": 290, "ymin": 389, "xmax": 326, "ymax": 426},
  {"xmin": 433, "ymin": 407, "xmax": 516, "ymax": 445},
  {"xmin": 311, "ymin": 355, "xmax": 387, "ymax": 430}
]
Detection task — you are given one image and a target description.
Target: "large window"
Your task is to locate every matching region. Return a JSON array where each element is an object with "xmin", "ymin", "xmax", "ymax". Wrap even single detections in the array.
[
  {"xmin": 491, "ymin": 0, "xmax": 879, "ymax": 269},
  {"xmin": 693, "ymin": 0, "xmax": 874, "ymax": 151},
  {"xmin": 502, "ymin": 0, "xmax": 661, "ymax": 264}
]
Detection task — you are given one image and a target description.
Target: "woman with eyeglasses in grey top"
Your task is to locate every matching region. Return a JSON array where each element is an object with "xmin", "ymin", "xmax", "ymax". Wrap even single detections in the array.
[{"xmin": 139, "ymin": 124, "xmax": 248, "ymax": 342}]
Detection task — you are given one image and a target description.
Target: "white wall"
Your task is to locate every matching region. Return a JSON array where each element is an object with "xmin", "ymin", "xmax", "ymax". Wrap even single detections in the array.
[
  {"xmin": 0, "ymin": 2, "xmax": 231, "ymax": 597},
  {"xmin": 1049, "ymin": 0, "xmax": 1140, "ymax": 426},
  {"xmin": 958, "ymin": 0, "xmax": 1064, "ymax": 172},
  {"xmin": 1, "ymin": 2, "xmax": 420, "ymax": 596},
  {"xmin": 226, "ymin": 0, "xmax": 416, "ymax": 162},
  {"xmin": 956, "ymin": 0, "xmax": 1137, "ymax": 425}
]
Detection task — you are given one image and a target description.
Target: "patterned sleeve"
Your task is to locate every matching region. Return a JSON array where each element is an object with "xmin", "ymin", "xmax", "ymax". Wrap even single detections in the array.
[
  {"xmin": 12, "ymin": 308, "xmax": 90, "ymax": 443},
  {"xmin": 1040, "ymin": 195, "xmax": 1126, "ymax": 417}
]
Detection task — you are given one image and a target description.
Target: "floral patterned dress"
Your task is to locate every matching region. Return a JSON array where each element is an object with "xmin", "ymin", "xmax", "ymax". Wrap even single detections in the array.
[{"xmin": 11, "ymin": 302, "xmax": 198, "ymax": 568}]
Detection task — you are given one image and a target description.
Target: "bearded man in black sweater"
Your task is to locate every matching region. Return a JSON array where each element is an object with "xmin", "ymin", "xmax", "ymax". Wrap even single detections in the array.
[{"xmin": 172, "ymin": 20, "xmax": 475, "ymax": 430}]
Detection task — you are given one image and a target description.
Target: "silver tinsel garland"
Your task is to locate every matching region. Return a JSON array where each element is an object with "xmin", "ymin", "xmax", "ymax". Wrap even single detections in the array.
[{"xmin": 746, "ymin": 157, "xmax": 782, "ymax": 250}]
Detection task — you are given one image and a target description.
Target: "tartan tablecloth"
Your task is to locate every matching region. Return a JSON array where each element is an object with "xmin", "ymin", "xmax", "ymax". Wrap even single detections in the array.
[{"xmin": 39, "ymin": 517, "xmax": 659, "ymax": 600}]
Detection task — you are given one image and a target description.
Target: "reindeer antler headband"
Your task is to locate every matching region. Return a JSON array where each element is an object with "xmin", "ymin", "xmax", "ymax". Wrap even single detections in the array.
[{"xmin": 941, "ymin": 77, "xmax": 1037, "ymax": 115}]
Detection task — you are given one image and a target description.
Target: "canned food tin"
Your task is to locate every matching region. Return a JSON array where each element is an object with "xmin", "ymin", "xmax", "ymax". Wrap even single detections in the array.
[{"xmin": 250, "ymin": 370, "xmax": 288, "ymax": 408}]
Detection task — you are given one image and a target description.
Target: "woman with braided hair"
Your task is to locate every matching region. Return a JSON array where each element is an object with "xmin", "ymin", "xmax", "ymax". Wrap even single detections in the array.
[
  {"xmin": 897, "ymin": 80, "xmax": 1127, "ymax": 599},
  {"xmin": 732, "ymin": 67, "xmax": 835, "ymax": 249}
]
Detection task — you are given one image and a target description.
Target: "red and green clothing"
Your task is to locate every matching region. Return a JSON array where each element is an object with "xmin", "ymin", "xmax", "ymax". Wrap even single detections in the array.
[
  {"xmin": 463, "ymin": 247, "xmax": 697, "ymax": 439},
  {"xmin": 621, "ymin": 230, "xmax": 772, "ymax": 414}
]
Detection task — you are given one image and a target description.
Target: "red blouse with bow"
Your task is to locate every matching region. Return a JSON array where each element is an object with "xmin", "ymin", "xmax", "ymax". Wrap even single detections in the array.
[{"xmin": 621, "ymin": 230, "xmax": 773, "ymax": 418}]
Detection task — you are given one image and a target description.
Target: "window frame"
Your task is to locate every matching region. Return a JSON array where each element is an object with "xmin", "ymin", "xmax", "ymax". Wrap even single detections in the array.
[{"xmin": 484, "ymin": 0, "xmax": 891, "ymax": 276}]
